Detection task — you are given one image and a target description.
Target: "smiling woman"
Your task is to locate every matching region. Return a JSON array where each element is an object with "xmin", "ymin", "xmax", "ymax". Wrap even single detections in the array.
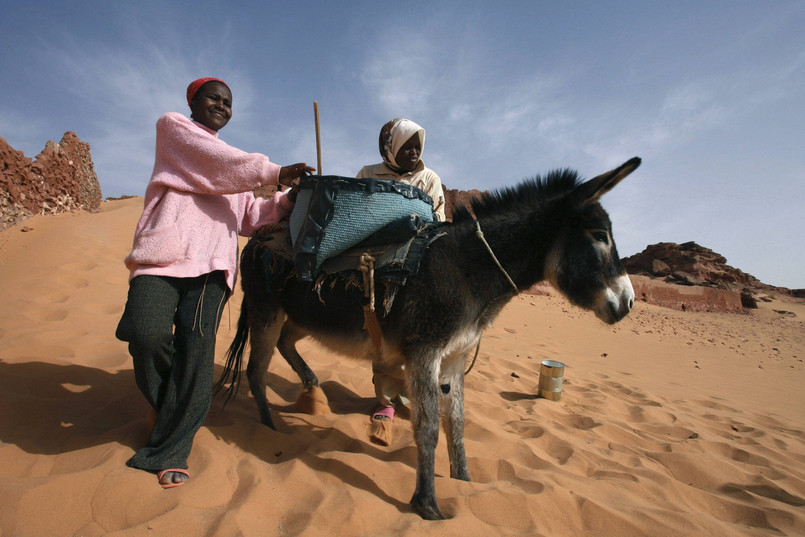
[
  {"xmin": 188, "ymin": 78, "xmax": 232, "ymax": 132},
  {"xmin": 115, "ymin": 76, "xmax": 314, "ymax": 490}
]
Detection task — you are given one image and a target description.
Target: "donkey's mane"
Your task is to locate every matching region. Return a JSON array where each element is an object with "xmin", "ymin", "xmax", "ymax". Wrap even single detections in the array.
[{"xmin": 451, "ymin": 168, "xmax": 583, "ymax": 222}]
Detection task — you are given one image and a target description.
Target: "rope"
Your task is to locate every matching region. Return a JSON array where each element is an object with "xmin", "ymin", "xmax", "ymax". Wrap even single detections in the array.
[
  {"xmin": 193, "ymin": 273, "xmax": 210, "ymax": 336},
  {"xmin": 359, "ymin": 253, "xmax": 376, "ymax": 310},
  {"xmin": 359, "ymin": 253, "xmax": 382, "ymax": 350},
  {"xmin": 474, "ymin": 219, "xmax": 518, "ymax": 293},
  {"xmin": 463, "ymin": 219, "xmax": 518, "ymax": 376},
  {"xmin": 464, "ymin": 338, "xmax": 481, "ymax": 375}
]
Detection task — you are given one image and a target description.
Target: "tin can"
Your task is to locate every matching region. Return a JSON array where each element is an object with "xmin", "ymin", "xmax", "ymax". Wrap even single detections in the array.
[{"xmin": 538, "ymin": 360, "xmax": 565, "ymax": 401}]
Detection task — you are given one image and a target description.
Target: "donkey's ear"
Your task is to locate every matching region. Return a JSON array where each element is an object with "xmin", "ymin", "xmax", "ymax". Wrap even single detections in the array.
[{"xmin": 575, "ymin": 157, "xmax": 641, "ymax": 206}]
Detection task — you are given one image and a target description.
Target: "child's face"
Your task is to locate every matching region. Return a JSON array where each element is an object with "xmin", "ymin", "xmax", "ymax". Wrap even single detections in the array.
[
  {"xmin": 190, "ymin": 82, "xmax": 232, "ymax": 131},
  {"xmin": 395, "ymin": 134, "xmax": 421, "ymax": 172}
]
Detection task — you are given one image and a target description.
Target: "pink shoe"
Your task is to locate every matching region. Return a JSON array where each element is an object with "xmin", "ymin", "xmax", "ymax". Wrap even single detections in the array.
[
  {"xmin": 157, "ymin": 468, "xmax": 189, "ymax": 489},
  {"xmin": 372, "ymin": 406, "xmax": 395, "ymax": 422}
]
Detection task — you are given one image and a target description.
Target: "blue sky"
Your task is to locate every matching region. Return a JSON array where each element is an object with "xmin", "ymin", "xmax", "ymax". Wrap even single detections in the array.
[{"xmin": 2, "ymin": 1, "xmax": 803, "ymax": 289}]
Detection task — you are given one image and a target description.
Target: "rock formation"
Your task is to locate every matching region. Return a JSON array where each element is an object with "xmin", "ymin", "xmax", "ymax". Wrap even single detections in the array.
[
  {"xmin": 1, "ymin": 133, "xmax": 101, "ymax": 230},
  {"xmin": 621, "ymin": 241, "xmax": 799, "ymax": 312},
  {"xmin": 442, "ymin": 185, "xmax": 484, "ymax": 221},
  {"xmin": 621, "ymin": 241, "xmax": 765, "ymax": 290},
  {"xmin": 628, "ymin": 275, "xmax": 746, "ymax": 313}
]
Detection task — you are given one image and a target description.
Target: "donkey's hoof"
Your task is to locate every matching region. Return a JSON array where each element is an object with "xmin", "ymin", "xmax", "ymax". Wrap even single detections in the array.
[
  {"xmin": 292, "ymin": 386, "xmax": 330, "ymax": 415},
  {"xmin": 410, "ymin": 495, "xmax": 445, "ymax": 520}
]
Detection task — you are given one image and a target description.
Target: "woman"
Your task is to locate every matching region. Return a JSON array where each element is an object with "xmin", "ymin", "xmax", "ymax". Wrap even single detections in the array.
[
  {"xmin": 356, "ymin": 118, "xmax": 446, "ymax": 444},
  {"xmin": 356, "ymin": 118, "xmax": 446, "ymax": 221},
  {"xmin": 116, "ymin": 77, "xmax": 314, "ymax": 487}
]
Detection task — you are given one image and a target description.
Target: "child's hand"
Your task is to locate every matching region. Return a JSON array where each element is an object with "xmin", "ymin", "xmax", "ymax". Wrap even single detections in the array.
[{"xmin": 279, "ymin": 163, "xmax": 315, "ymax": 187}]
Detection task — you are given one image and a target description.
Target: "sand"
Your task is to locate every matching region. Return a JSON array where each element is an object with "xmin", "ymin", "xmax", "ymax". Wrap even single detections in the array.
[{"xmin": 1, "ymin": 197, "xmax": 803, "ymax": 537}]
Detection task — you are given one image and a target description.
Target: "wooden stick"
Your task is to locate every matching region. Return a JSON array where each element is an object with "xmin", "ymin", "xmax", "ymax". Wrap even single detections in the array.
[{"xmin": 314, "ymin": 101, "xmax": 322, "ymax": 175}]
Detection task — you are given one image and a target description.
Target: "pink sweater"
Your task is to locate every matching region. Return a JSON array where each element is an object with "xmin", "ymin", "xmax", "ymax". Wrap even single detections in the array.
[{"xmin": 124, "ymin": 112, "xmax": 294, "ymax": 290}]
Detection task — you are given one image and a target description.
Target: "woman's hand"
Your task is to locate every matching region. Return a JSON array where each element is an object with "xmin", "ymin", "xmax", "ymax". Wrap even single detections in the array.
[
  {"xmin": 286, "ymin": 185, "xmax": 300, "ymax": 203},
  {"xmin": 279, "ymin": 163, "xmax": 315, "ymax": 187}
]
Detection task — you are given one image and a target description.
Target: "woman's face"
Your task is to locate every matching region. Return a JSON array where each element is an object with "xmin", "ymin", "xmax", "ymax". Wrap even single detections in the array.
[
  {"xmin": 190, "ymin": 81, "xmax": 232, "ymax": 131},
  {"xmin": 394, "ymin": 134, "xmax": 421, "ymax": 172}
]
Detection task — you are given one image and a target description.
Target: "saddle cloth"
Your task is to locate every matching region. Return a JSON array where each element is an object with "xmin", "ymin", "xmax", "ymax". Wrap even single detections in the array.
[
  {"xmin": 250, "ymin": 220, "xmax": 447, "ymax": 300},
  {"xmin": 288, "ymin": 175, "xmax": 436, "ymax": 281}
]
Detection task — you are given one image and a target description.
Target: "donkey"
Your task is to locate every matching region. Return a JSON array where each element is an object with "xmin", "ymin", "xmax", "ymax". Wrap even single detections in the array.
[{"xmin": 219, "ymin": 157, "xmax": 641, "ymax": 519}]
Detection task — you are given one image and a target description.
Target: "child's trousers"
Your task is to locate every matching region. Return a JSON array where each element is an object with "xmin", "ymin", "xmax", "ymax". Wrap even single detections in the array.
[{"xmin": 116, "ymin": 271, "xmax": 228, "ymax": 471}]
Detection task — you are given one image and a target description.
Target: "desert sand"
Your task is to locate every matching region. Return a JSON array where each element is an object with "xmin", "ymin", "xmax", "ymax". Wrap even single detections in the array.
[{"xmin": 1, "ymin": 197, "xmax": 803, "ymax": 537}]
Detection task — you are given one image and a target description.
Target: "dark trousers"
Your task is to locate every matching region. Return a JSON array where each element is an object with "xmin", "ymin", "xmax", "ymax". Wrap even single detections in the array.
[{"xmin": 116, "ymin": 271, "xmax": 229, "ymax": 471}]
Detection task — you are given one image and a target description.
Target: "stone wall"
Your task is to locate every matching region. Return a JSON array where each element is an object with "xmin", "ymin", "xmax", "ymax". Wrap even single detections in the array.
[{"xmin": 1, "ymin": 133, "xmax": 101, "ymax": 230}]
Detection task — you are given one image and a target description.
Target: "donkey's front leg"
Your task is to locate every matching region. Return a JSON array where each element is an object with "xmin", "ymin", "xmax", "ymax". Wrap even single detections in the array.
[
  {"xmin": 408, "ymin": 355, "xmax": 445, "ymax": 520},
  {"xmin": 440, "ymin": 352, "xmax": 470, "ymax": 481}
]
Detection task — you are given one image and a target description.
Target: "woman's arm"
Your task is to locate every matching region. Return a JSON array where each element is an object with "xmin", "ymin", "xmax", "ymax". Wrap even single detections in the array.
[
  {"xmin": 151, "ymin": 113, "xmax": 281, "ymax": 195},
  {"xmin": 238, "ymin": 189, "xmax": 295, "ymax": 236}
]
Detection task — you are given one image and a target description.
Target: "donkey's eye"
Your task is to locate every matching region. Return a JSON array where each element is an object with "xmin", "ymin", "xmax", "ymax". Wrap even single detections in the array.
[{"xmin": 592, "ymin": 230, "xmax": 609, "ymax": 244}]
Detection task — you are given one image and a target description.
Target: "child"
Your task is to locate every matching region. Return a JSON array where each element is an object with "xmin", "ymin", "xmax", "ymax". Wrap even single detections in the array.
[
  {"xmin": 116, "ymin": 77, "xmax": 314, "ymax": 488},
  {"xmin": 356, "ymin": 118, "xmax": 446, "ymax": 220},
  {"xmin": 356, "ymin": 118, "xmax": 446, "ymax": 444}
]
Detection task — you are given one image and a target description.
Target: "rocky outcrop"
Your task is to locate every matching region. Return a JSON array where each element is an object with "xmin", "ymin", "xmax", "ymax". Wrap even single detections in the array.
[
  {"xmin": 620, "ymin": 241, "xmax": 800, "ymax": 312},
  {"xmin": 630, "ymin": 275, "xmax": 745, "ymax": 313},
  {"xmin": 621, "ymin": 241, "xmax": 766, "ymax": 291},
  {"xmin": 1, "ymin": 133, "xmax": 101, "ymax": 230},
  {"xmin": 443, "ymin": 185, "xmax": 484, "ymax": 221},
  {"xmin": 619, "ymin": 241, "xmax": 792, "ymax": 295}
]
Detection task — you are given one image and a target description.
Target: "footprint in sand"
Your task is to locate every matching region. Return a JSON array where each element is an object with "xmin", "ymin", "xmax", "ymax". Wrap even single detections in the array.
[
  {"xmin": 588, "ymin": 469, "xmax": 640, "ymax": 482},
  {"xmin": 84, "ymin": 302, "xmax": 123, "ymax": 315},
  {"xmin": 25, "ymin": 308, "xmax": 69, "ymax": 322},
  {"xmin": 568, "ymin": 415, "xmax": 601, "ymax": 430},
  {"xmin": 61, "ymin": 259, "xmax": 98, "ymax": 272},
  {"xmin": 495, "ymin": 459, "xmax": 545, "ymax": 493},
  {"xmin": 545, "ymin": 438, "xmax": 575, "ymax": 465},
  {"xmin": 56, "ymin": 274, "xmax": 89, "ymax": 289},
  {"xmin": 39, "ymin": 292, "xmax": 71, "ymax": 304},
  {"xmin": 720, "ymin": 483, "xmax": 805, "ymax": 507}
]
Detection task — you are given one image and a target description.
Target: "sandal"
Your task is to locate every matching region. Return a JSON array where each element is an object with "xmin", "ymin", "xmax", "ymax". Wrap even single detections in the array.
[
  {"xmin": 157, "ymin": 468, "xmax": 190, "ymax": 489},
  {"xmin": 372, "ymin": 406, "xmax": 395, "ymax": 422},
  {"xmin": 370, "ymin": 406, "xmax": 395, "ymax": 446}
]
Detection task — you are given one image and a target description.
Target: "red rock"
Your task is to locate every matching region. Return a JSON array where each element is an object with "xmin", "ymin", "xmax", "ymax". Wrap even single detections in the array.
[
  {"xmin": 1, "ymin": 133, "xmax": 101, "ymax": 230},
  {"xmin": 622, "ymin": 241, "xmax": 761, "ymax": 290},
  {"xmin": 443, "ymin": 184, "xmax": 483, "ymax": 221},
  {"xmin": 630, "ymin": 275, "xmax": 744, "ymax": 313},
  {"xmin": 620, "ymin": 241, "xmax": 794, "ymax": 311}
]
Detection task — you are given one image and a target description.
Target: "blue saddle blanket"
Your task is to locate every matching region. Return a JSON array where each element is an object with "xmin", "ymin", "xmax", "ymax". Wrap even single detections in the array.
[{"xmin": 289, "ymin": 175, "xmax": 436, "ymax": 281}]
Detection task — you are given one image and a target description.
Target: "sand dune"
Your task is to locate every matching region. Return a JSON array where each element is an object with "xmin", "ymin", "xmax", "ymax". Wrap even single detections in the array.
[{"xmin": 1, "ymin": 198, "xmax": 803, "ymax": 536}]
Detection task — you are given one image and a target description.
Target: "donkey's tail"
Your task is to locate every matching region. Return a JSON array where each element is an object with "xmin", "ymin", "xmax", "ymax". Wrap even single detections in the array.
[{"xmin": 214, "ymin": 296, "xmax": 250, "ymax": 406}]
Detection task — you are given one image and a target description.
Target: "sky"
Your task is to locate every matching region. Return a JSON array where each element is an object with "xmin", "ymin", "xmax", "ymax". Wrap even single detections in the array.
[{"xmin": 1, "ymin": 1, "xmax": 803, "ymax": 289}]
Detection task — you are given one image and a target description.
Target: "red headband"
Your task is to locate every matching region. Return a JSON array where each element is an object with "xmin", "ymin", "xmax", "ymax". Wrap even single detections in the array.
[{"xmin": 186, "ymin": 77, "xmax": 230, "ymax": 106}]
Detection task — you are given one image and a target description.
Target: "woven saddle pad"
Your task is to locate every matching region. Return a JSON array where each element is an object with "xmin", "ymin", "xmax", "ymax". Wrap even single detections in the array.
[{"xmin": 289, "ymin": 175, "xmax": 435, "ymax": 281}]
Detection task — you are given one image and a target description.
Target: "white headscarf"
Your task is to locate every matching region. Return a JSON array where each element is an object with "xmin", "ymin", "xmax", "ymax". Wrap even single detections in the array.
[{"xmin": 378, "ymin": 118, "xmax": 425, "ymax": 170}]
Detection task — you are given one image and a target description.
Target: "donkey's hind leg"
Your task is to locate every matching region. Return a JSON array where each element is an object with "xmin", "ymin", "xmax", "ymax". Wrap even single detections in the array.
[
  {"xmin": 277, "ymin": 320, "xmax": 319, "ymax": 390},
  {"xmin": 246, "ymin": 306, "xmax": 285, "ymax": 428},
  {"xmin": 440, "ymin": 351, "xmax": 471, "ymax": 482},
  {"xmin": 277, "ymin": 320, "xmax": 329, "ymax": 415}
]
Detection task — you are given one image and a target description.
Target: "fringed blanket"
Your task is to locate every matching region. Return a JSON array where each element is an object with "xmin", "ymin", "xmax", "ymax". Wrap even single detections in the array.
[{"xmin": 248, "ymin": 219, "xmax": 447, "ymax": 314}]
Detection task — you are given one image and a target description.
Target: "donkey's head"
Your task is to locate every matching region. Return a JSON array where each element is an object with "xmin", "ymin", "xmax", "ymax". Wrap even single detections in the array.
[{"xmin": 544, "ymin": 157, "xmax": 640, "ymax": 324}]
